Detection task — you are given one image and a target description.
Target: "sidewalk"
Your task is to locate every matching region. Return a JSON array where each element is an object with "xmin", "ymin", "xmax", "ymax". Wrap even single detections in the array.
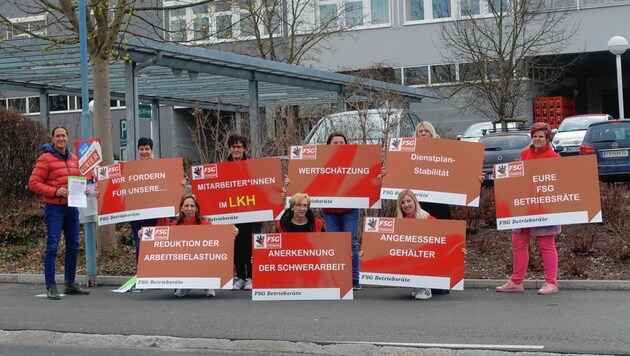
[{"xmin": 2, "ymin": 273, "xmax": 629, "ymax": 290}]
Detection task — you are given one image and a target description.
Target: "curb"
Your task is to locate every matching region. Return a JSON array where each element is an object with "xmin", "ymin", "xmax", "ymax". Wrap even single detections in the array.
[{"xmin": 1, "ymin": 274, "xmax": 629, "ymax": 290}]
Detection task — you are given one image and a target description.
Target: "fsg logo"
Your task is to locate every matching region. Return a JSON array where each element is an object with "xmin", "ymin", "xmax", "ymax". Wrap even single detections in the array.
[
  {"xmin": 254, "ymin": 233, "xmax": 282, "ymax": 249},
  {"xmin": 495, "ymin": 162, "xmax": 524, "ymax": 179},
  {"xmin": 98, "ymin": 163, "xmax": 121, "ymax": 180},
  {"xmin": 365, "ymin": 218, "xmax": 395, "ymax": 233},
  {"xmin": 389, "ymin": 138, "xmax": 415, "ymax": 152},
  {"xmin": 141, "ymin": 226, "xmax": 169, "ymax": 241},
  {"xmin": 192, "ymin": 164, "xmax": 218, "ymax": 180},
  {"xmin": 290, "ymin": 145, "xmax": 317, "ymax": 160}
]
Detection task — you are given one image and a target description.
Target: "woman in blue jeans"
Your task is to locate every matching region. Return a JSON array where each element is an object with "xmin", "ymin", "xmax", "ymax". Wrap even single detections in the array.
[{"xmin": 322, "ymin": 132, "xmax": 362, "ymax": 290}]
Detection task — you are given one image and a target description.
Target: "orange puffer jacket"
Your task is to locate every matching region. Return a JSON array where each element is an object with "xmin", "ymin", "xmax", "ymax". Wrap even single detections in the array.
[{"xmin": 28, "ymin": 143, "xmax": 81, "ymax": 205}]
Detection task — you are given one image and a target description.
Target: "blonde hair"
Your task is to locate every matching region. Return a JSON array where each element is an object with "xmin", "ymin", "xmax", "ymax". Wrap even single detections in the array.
[
  {"xmin": 289, "ymin": 193, "xmax": 311, "ymax": 209},
  {"xmin": 415, "ymin": 121, "xmax": 440, "ymax": 139},
  {"xmin": 396, "ymin": 189, "xmax": 430, "ymax": 219}
]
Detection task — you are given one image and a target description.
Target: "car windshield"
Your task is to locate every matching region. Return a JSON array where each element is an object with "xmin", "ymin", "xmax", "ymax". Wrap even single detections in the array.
[
  {"xmin": 588, "ymin": 122, "xmax": 630, "ymax": 142},
  {"xmin": 558, "ymin": 117, "xmax": 604, "ymax": 132},
  {"xmin": 480, "ymin": 135, "xmax": 531, "ymax": 151}
]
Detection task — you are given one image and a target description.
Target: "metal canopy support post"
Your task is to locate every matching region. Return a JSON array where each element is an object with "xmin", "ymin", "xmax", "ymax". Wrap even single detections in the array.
[
  {"xmin": 235, "ymin": 111, "xmax": 242, "ymax": 134},
  {"xmin": 337, "ymin": 92, "xmax": 346, "ymax": 112},
  {"xmin": 39, "ymin": 90, "xmax": 50, "ymax": 128},
  {"xmin": 125, "ymin": 61, "xmax": 139, "ymax": 160},
  {"xmin": 152, "ymin": 99, "xmax": 161, "ymax": 158},
  {"xmin": 249, "ymin": 79, "xmax": 260, "ymax": 156}
]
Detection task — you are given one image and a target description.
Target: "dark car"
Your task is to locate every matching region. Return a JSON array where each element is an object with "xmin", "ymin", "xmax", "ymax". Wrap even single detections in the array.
[
  {"xmin": 478, "ymin": 132, "xmax": 532, "ymax": 184},
  {"xmin": 579, "ymin": 120, "xmax": 630, "ymax": 181}
]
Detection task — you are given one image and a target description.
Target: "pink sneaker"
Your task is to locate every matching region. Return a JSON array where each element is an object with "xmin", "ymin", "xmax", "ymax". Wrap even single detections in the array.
[
  {"xmin": 496, "ymin": 280, "xmax": 524, "ymax": 293},
  {"xmin": 537, "ymin": 283, "xmax": 558, "ymax": 295}
]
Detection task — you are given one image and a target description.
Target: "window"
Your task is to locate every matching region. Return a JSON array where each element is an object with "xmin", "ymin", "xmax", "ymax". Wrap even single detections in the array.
[
  {"xmin": 216, "ymin": 14, "xmax": 233, "ymax": 38},
  {"xmin": 432, "ymin": 0, "xmax": 451, "ymax": 18},
  {"xmin": 431, "ymin": 64, "xmax": 456, "ymax": 83},
  {"xmin": 370, "ymin": 0, "xmax": 390, "ymax": 24},
  {"xmin": 460, "ymin": 0, "xmax": 480, "ymax": 15},
  {"xmin": 240, "ymin": 12, "xmax": 256, "ymax": 37},
  {"xmin": 29, "ymin": 97, "xmax": 40, "ymax": 113},
  {"xmin": 406, "ymin": 0, "xmax": 424, "ymax": 21},
  {"xmin": 169, "ymin": 8, "xmax": 187, "ymax": 41},
  {"xmin": 193, "ymin": 4, "xmax": 210, "ymax": 40},
  {"xmin": 345, "ymin": 1, "xmax": 364, "ymax": 26},
  {"xmin": 8, "ymin": 15, "xmax": 46, "ymax": 39},
  {"xmin": 403, "ymin": 66, "xmax": 429, "ymax": 85},
  {"xmin": 8, "ymin": 98, "xmax": 26, "ymax": 113},
  {"xmin": 321, "ymin": 0, "xmax": 390, "ymax": 28},
  {"xmin": 49, "ymin": 95, "xmax": 69, "ymax": 112},
  {"xmin": 405, "ymin": 0, "xmax": 450, "ymax": 22},
  {"xmin": 459, "ymin": 62, "xmax": 481, "ymax": 81},
  {"xmin": 320, "ymin": 4, "xmax": 339, "ymax": 29},
  {"xmin": 489, "ymin": 0, "xmax": 509, "ymax": 13}
]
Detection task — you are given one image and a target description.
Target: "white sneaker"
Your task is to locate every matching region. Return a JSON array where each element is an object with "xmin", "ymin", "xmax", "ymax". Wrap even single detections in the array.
[
  {"xmin": 174, "ymin": 289, "xmax": 189, "ymax": 297},
  {"xmin": 414, "ymin": 288, "xmax": 432, "ymax": 300},
  {"xmin": 204, "ymin": 289, "xmax": 216, "ymax": 297},
  {"xmin": 244, "ymin": 278, "xmax": 253, "ymax": 290},
  {"xmin": 233, "ymin": 278, "xmax": 246, "ymax": 290},
  {"xmin": 411, "ymin": 288, "xmax": 419, "ymax": 297}
]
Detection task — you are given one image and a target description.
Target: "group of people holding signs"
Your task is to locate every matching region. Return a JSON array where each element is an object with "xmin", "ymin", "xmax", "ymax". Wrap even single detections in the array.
[{"xmin": 30, "ymin": 120, "xmax": 602, "ymax": 300}]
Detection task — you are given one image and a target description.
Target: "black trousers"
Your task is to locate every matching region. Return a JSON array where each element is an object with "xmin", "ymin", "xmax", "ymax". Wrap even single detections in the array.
[{"xmin": 233, "ymin": 222, "xmax": 262, "ymax": 279}]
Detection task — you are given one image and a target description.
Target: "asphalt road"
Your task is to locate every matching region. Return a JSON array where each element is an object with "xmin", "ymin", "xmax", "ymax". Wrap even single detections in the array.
[{"xmin": 1, "ymin": 283, "xmax": 628, "ymax": 355}]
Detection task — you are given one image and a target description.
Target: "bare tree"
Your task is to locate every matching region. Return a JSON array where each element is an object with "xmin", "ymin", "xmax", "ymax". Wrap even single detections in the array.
[{"xmin": 437, "ymin": 0, "xmax": 581, "ymax": 125}]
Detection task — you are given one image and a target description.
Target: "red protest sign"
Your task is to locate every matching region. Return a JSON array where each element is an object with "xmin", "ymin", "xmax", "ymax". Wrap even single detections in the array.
[
  {"xmin": 494, "ymin": 155, "xmax": 602, "ymax": 230},
  {"xmin": 361, "ymin": 217, "xmax": 466, "ymax": 290},
  {"xmin": 252, "ymin": 232, "xmax": 353, "ymax": 300},
  {"xmin": 382, "ymin": 138, "xmax": 484, "ymax": 207},
  {"xmin": 191, "ymin": 157, "xmax": 284, "ymax": 224},
  {"xmin": 96, "ymin": 158, "xmax": 184, "ymax": 225},
  {"xmin": 136, "ymin": 225, "xmax": 235, "ymax": 289},
  {"xmin": 287, "ymin": 144, "xmax": 382, "ymax": 208}
]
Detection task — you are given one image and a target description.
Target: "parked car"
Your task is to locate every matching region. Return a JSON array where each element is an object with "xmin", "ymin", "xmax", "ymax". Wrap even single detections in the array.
[
  {"xmin": 552, "ymin": 114, "xmax": 614, "ymax": 156},
  {"xmin": 478, "ymin": 132, "xmax": 532, "ymax": 184},
  {"xmin": 303, "ymin": 109, "xmax": 421, "ymax": 144},
  {"xmin": 579, "ymin": 120, "xmax": 630, "ymax": 181},
  {"xmin": 457, "ymin": 121, "xmax": 525, "ymax": 142}
]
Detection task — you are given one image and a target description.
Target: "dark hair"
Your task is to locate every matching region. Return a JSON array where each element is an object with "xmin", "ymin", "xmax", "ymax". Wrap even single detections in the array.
[
  {"xmin": 175, "ymin": 194, "xmax": 203, "ymax": 225},
  {"xmin": 326, "ymin": 132, "xmax": 348, "ymax": 144},
  {"xmin": 137, "ymin": 137, "xmax": 153, "ymax": 149},
  {"xmin": 227, "ymin": 134, "xmax": 248, "ymax": 149},
  {"xmin": 51, "ymin": 126, "xmax": 68, "ymax": 136}
]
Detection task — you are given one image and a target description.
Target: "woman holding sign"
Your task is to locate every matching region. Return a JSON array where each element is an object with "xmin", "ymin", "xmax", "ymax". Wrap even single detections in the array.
[
  {"xmin": 396, "ymin": 189, "xmax": 436, "ymax": 300},
  {"xmin": 276, "ymin": 193, "xmax": 326, "ymax": 233},
  {"xmin": 322, "ymin": 132, "xmax": 362, "ymax": 290},
  {"xmin": 225, "ymin": 134, "xmax": 262, "ymax": 291},
  {"xmin": 496, "ymin": 122, "xmax": 561, "ymax": 295},
  {"xmin": 414, "ymin": 122, "xmax": 451, "ymax": 220},
  {"xmin": 172, "ymin": 194, "xmax": 238, "ymax": 297}
]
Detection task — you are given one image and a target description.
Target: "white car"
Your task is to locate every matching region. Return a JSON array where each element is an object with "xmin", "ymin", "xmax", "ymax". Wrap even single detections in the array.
[
  {"xmin": 303, "ymin": 109, "xmax": 421, "ymax": 145},
  {"xmin": 552, "ymin": 114, "xmax": 613, "ymax": 156},
  {"xmin": 457, "ymin": 121, "xmax": 524, "ymax": 142}
]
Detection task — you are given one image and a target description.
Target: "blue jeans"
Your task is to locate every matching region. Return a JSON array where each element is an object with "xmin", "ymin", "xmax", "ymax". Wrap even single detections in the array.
[
  {"xmin": 323, "ymin": 209, "xmax": 360, "ymax": 286},
  {"xmin": 44, "ymin": 204, "xmax": 80, "ymax": 287}
]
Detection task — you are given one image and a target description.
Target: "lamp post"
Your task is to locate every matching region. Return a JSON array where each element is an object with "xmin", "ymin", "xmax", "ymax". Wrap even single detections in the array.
[{"xmin": 608, "ymin": 36, "xmax": 629, "ymax": 119}]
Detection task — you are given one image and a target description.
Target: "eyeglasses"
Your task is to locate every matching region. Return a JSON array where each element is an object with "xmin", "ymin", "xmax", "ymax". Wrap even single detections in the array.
[
  {"xmin": 230, "ymin": 145, "xmax": 244, "ymax": 149},
  {"xmin": 417, "ymin": 129, "xmax": 430, "ymax": 133}
]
